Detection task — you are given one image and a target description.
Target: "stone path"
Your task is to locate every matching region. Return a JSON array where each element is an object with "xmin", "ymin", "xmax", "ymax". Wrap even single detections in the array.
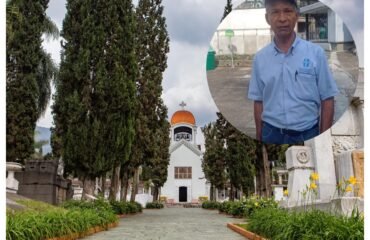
[{"xmin": 82, "ymin": 207, "xmax": 247, "ymax": 240}]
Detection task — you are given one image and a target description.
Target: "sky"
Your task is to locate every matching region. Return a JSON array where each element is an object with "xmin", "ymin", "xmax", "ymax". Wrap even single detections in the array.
[
  {"xmin": 37, "ymin": 0, "xmax": 248, "ymax": 144},
  {"xmin": 38, "ymin": 0, "xmax": 246, "ymax": 130}
]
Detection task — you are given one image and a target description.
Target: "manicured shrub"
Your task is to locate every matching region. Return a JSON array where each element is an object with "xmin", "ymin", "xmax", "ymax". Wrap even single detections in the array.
[
  {"xmin": 218, "ymin": 201, "xmax": 234, "ymax": 213},
  {"xmin": 109, "ymin": 200, "xmax": 143, "ymax": 214},
  {"xmin": 201, "ymin": 200, "xmax": 220, "ymax": 209},
  {"xmin": 248, "ymin": 208, "xmax": 364, "ymax": 240},
  {"xmin": 146, "ymin": 201, "xmax": 164, "ymax": 209},
  {"xmin": 218, "ymin": 197, "xmax": 278, "ymax": 218},
  {"xmin": 134, "ymin": 201, "xmax": 143, "ymax": 213}
]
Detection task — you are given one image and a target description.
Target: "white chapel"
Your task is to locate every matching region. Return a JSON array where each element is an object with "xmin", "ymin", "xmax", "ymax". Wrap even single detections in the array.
[{"xmin": 160, "ymin": 103, "xmax": 209, "ymax": 203}]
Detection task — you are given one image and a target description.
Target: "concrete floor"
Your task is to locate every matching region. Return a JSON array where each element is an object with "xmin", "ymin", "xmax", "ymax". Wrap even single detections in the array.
[{"xmin": 82, "ymin": 207, "xmax": 247, "ymax": 240}]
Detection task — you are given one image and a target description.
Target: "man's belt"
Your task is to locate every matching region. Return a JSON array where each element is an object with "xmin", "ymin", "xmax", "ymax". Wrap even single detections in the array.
[{"xmin": 263, "ymin": 121, "xmax": 319, "ymax": 136}]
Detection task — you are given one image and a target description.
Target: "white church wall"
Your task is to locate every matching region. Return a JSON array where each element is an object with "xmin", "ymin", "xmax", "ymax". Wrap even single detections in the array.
[{"xmin": 161, "ymin": 144, "xmax": 207, "ymax": 203}]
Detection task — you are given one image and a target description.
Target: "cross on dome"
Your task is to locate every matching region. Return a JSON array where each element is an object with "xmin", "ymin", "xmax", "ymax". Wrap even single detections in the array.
[{"xmin": 179, "ymin": 101, "xmax": 187, "ymax": 110}]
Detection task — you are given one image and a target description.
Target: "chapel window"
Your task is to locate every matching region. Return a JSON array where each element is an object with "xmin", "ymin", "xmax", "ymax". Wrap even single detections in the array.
[{"xmin": 175, "ymin": 167, "xmax": 192, "ymax": 179}]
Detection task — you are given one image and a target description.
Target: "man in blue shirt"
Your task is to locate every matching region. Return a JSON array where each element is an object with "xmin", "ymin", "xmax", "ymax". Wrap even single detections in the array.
[{"xmin": 248, "ymin": 0, "xmax": 338, "ymax": 144}]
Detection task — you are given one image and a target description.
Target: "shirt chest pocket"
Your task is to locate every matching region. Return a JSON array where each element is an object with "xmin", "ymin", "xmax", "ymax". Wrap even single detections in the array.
[{"xmin": 296, "ymin": 67, "xmax": 319, "ymax": 101}]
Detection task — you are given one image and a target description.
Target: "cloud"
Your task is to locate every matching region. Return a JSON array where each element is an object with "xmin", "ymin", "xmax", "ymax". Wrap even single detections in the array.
[
  {"xmin": 162, "ymin": 0, "xmax": 227, "ymax": 45},
  {"xmin": 162, "ymin": 41, "xmax": 218, "ymax": 127}
]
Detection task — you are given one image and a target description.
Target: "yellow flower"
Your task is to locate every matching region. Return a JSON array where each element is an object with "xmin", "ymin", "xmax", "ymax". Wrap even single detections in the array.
[
  {"xmin": 310, "ymin": 172, "xmax": 319, "ymax": 181},
  {"xmin": 348, "ymin": 176, "xmax": 357, "ymax": 185},
  {"xmin": 283, "ymin": 190, "xmax": 289, "ymax": 196},
  {"xmin": 309, "ymin": 182, "xmax": 317, "ymax": 190},
  {"xmin": 345, "ymin": 186, "xmax": 352, "ymax": 192},
  {"xmin": 254, "ymin": 202, "xmax": 259, "ymax": 207}
]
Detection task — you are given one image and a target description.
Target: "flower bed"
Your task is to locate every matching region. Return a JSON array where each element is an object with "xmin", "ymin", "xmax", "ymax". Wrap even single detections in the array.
[
  {"xmin": 7, "ymin": 202, "xmax": 117, "ymax": 240},
  {"xmin": 7, "ymin": 198, "xmax": 143, "ymax": 240},
  {"xmin": 202, "ymin": 196, "xmax": 278, "ymax": 218},
  {"xmin": 247, "ymin": 207, "xmax": 364, "ymax": 240}
]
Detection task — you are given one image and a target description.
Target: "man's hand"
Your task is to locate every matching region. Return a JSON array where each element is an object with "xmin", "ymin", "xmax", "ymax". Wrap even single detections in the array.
[
  {"xmin": 320, "ymin": 97, "xmax": 334, "ymax": 133},
  {"xmin": 254, "ymin": 101, "xmax": 263, "ymax": 141}
]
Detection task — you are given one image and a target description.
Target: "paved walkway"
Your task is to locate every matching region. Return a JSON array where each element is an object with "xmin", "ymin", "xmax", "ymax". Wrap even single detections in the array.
[{"xmin": 82, "ymin": 207, "xmax": 247, "ymax": 240}]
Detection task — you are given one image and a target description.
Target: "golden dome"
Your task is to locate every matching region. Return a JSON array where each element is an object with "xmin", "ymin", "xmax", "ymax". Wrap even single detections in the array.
[{"xmin": 171, "ymin": 110, "xmax": 196, "ymax": 125}]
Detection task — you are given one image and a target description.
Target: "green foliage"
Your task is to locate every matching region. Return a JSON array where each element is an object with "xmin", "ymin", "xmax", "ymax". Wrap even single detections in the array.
[
  {"xmin": 215, "ymin": 113, "xmax": 257, "ymax": 197},
  {"xmin": 201, "ymin": 201, "xmax": 221, "ymax": 210},
  {"xmin": 145, "ymin": 201, "xmax": 164, "ymax": 209},
  {"xmin": 202, "ymin": 121, "xmax": 227, "ymax": 193},
  {"xmin": 62, "ymin": 199, "xmax": 143, "ymax": 216},
  {"xmin": 248, "ymin": 208, "xmax": 364, "ymax": 240},
  {"xmin": 6, "ymin": 0, "xmax": 52, "ymax": 163},
  {"xmin": 62, "ymin": 198, "xmax": 114, "ymax": 214},
  {"xmin": 53, "ymin": 0, "xmax": 137, "ymax": 180},
  {"xmin": 7, "ymin": 200, "xmax": 117, "ymax": 240},
  {"xmin": 217, "ymin": 197, "xmax": 278, "ymax": 218},
  {"xmin": 129, "ymin": 0, "xmax": 170, "ymax": 201},
  {"xmin": 109, "ymin": 200, "xmax": 143, "ymax": 214},
  {"xmin": 221, "ymin": 0, "xmax": 233, "ymax": 22}
]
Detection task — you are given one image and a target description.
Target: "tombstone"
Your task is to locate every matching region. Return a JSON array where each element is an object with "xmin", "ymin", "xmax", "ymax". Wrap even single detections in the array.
[
  {"xmin": 334, "ymin": 151, "xmax": 354, "ymax": 197},
  {"xmin": 285, "ymin": 146, "xmax": 315, "ymax": 207},
  {"xmin": 305, "ymin": 131, "xmax": 337, "ymax": 202},
  {"xmin": 16, "ymin": 159, "xmax": 71, "ymax": 205}
]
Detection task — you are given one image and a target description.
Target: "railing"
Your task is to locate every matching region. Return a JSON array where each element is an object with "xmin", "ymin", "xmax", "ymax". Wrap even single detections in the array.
[{"xmin": 210, "ymin": 28, "xmax": 272, "ymax": 56}]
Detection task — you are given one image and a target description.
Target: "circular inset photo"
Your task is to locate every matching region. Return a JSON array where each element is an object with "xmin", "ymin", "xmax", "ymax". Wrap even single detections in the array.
[{"xmin": 206, "ymin": 0, "xmax": 359, "ymax": 144}]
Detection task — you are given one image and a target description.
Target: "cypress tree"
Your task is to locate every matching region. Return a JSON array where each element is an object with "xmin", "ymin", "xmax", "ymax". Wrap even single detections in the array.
[
  {"xmin": 53, "ymin": 0, "xmax": 137, "ymax": 197},
  {"xmin": 6, "ymin": 0, "xmax": 50, "ymax": 163},
  {"xmin": 216, "ymin": 113, "xmax": 256, "ymax": 200},
  {"xmin": 128, "ymin": 0, "xmax": 169, "ymax": 202},
  {"xmin": 224, "ymin": 126, "xmax": 256, "ymax": 197},
  {"xmin": 202, "ymin": 122, "xmax": 227, "ymax": 201},
  {"xmin": 221, "ymin": 0, "xmax": 233, "ymax": 22},
  {"xmin": 145, "ymin": 101, "xmax": 170, "ymax": 201}
]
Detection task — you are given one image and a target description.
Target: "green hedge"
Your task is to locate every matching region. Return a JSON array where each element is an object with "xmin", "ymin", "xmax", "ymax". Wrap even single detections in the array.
[
  {"xmin": 62, "ymin": 199, "xmax": 142, "ymax": 215},
  {"xmin": 109, "ymin": 200, "xmax": 143, "ymax": 214},
  {"xmin": 6, "ymin": 198, "xmax": 145, "ymax": 240},
  {"xmin": 146, "ymin": 201, "xmax": 164, "ymax": 209},
  {"xmin": 7, "ymin": 201, "xmax": 117, "ymax": 240},
  {"xmin": 213, "ymin": 197, "xmax": 278, "ymax": 218},
  {"xmin": 201, "ymin": 201, "xmax": 220, "ymax": 210},
  {"xmin": 247, "ymin": 208, "xmax": 364, "ymax": 240}
]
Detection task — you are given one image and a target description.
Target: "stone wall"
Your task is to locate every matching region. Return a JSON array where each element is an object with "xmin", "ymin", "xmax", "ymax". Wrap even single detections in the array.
[{"xmin": 16, "ymin": 159, "xmax": 71, "ymax": 205}]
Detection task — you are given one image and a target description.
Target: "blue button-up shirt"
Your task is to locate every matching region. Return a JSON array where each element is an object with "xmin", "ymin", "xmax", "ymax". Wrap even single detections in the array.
[{"xmin": 248, "ymin": 36, "xmax": 339, "ymax": 131}]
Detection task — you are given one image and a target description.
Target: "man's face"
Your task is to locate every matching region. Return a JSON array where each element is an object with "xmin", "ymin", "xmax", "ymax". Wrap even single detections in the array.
[{"xmin": 265, "ymin": 1, "xmax": 298, "ymax": 39}]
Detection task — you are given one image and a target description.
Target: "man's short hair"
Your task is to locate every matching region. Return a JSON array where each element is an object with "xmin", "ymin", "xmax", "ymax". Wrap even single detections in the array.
[{"xmin": 265, "ymin": 0, "xmax": 298, "ymax": 10}]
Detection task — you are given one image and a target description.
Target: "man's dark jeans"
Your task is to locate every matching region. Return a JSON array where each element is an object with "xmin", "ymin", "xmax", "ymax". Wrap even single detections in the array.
[{"xmin": 262, "ymin": 121, "xmax": 319, "ymax": 144}]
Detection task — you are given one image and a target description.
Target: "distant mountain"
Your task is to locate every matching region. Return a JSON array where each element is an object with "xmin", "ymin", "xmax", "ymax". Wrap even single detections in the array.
[{"xmin": 35, "ymin": 126, "xmax": 52, "ymax": 155}]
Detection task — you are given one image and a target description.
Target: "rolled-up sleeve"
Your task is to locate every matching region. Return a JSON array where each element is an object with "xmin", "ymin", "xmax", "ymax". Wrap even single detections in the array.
[
  {"xmin": 248, "ymin": 56, "xmax": 263, "ymax": 101},
  {"xmin": 316, "ymin": 48, "xmax": 339, "ymax": 100}
]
